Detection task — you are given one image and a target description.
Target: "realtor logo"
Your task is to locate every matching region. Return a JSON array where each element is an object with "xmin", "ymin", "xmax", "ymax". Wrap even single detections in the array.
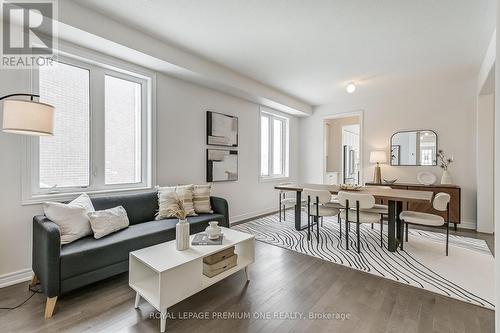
[{"xmin": 1, "ymin": 0, "xmax": 57, "ymax": 68}]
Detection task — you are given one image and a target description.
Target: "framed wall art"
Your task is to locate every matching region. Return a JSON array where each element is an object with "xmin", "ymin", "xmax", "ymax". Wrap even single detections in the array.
[
  {"xmin": 206, "ymin": 149, "xmax": 238, "ymax": 182},
  {"xmin": 207, "ymin": 111, "xmax": 238, "ymax": 147}
]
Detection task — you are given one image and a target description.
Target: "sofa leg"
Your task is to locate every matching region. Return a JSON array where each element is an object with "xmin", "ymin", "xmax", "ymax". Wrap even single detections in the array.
[
  {"xmin": 44, "ymin": 296, "xmax": 58, "ymax": 319},
  {"xmin": 30, "ymin": 274, "xmax": 39, "ymax": 288}
]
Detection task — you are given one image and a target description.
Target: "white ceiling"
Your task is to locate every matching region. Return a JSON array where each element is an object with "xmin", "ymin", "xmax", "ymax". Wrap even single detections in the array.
[{"xmin": 72, "ymin": 0, "xmax": 495, "ymax": 105}]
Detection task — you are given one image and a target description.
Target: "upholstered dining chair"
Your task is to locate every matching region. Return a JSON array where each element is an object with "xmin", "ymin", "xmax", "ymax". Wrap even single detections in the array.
[
  {"xmin": 278, "ymin": 182, "xmax": 305, "ymax": 222},
  {"xmin": 399, "ymin": 192, "xmax": 451, "ymax": 255},
  {"xmin": 324, "ymin": 192, "xmax": 344, "ymax": 227},
  {"xmin": 302, "ymin": 188, "xmax": 341, "ymax": 242},
  {"xmin": 363, "ymin": 185, "xmax": 391, "ymax": 246},
  {"xmin": 337, "ymin": 191, "xmax": 382, "ymax": 253}
]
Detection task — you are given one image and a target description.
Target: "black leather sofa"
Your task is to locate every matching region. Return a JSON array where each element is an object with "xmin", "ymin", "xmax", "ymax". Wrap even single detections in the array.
[{"xmin": 32, "ymin": 191, "xmax": 229, "ymax": 318}]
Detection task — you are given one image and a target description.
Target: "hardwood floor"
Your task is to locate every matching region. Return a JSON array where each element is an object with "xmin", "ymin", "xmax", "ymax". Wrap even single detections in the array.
[{"xmin": 0, "ymin": 240, "xmax": 494, "ymax": 333}]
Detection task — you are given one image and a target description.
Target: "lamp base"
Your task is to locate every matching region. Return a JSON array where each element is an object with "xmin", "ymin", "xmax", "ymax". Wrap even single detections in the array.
[{"xmin": 373, "ymin": 164, "xmax": 382, "ymax": 184}]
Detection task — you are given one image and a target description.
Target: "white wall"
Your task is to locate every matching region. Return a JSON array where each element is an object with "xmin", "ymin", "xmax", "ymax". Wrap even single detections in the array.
[
  {"xmin": 0, "ymin": 67, "xmax": 299, "ymax": 285},
  {"xmin": 0, "ymin": 69, "xmax": 40, "ymax": 286},
  {"xmin": 300, "ymin": 78, "xmax": 478, "ymax": 228},
  {"xmin": 476, "ymin": 93, "xmax": 495, "ymax": 233},
  {"xmin": 494, "ymin": 2, "xmax": 500, "ymax": 328},
  {"xmin": 155, "ymin": 73, "xmax": 299, "ymax": 221}
]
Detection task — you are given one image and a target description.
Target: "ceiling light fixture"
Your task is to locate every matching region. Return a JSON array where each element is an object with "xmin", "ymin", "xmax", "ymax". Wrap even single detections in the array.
[{"xmin": 346, "ymin": 82, "xmax": 356, "ymax": 94}]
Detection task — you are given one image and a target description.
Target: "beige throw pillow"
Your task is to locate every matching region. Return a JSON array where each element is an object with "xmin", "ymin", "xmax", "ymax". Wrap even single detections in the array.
[
  {"xmin": 156, "ymin": 190, "xmax": 180, "ymax": 219},
  {"xmin": 43, "ymin": 193, "xmax": 95, "ymax": 244},
  {"xmin": 88, "ymin": 206, "xmax": 129, "ymax": 239},
  {"xmin": 193, "ymin": 184, "xmax": 213, "ymax": 213},
  {"xmin": 156, "ymin": 185, "xmax": 197, "ymax": 219}
]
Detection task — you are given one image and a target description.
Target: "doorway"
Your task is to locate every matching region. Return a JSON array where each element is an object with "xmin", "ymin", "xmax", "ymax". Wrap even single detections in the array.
[{"xmin": 323, "ymin": 114, "xmax": 362, "ymax": 185}]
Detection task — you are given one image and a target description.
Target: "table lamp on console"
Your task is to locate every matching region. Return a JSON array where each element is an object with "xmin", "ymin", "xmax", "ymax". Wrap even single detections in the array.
[{"xmin": 370, "ymin": 150, "xmax": 387, "ymax": 184}]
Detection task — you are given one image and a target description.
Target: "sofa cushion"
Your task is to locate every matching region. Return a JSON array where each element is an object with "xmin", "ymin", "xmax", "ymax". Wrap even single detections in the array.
[
  {"xmin": 157, "ymin": 185, "xmax": 197, "ymax": 218},
  {"xmin": 91, "ymin": 191, "xmax": 158, "ymax": 225},
  {"xmin": 60, "ymin": 213, "xmax": 225, "ymax": 280},
  {"xmin": 88, "ymin": 206, "xmax": 130, "ymax": 239},
  {"xmin": 43, "ymin": 193, "xmax": 94, "ymax": 244}
]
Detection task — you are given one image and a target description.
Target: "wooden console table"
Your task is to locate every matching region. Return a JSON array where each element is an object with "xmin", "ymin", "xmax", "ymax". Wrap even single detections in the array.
[{"xmin": 366, "ymin": 182, "xmax": 461, "ymax": 230}]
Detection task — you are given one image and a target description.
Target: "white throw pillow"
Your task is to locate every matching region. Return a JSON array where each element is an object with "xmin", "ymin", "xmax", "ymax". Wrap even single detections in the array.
[
  {"xmin": 193, "ymin": 184, "xmax": 213, "ymax": 213},
  {"xmin": 87, "ymin": 206, "xmax": 130, "ymax": 239},
  {"xmin": 43, "ymin": 193, "xmax": 95, "ymax": 244}
]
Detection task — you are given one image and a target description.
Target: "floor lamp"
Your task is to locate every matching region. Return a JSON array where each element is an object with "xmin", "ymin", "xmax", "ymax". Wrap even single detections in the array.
[{"xmin": 1, "ymin": 94, "xmax": 54, "ymax": 136}]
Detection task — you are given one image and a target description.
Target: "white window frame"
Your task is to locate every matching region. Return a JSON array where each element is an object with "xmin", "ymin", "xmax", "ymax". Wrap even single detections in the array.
[
  {"xmin": 22, "ymin": 45, "xmax": 156, "ymax": 205},
  {"xmin": 259, "ymin": 108, "xmax": 290, "ymax": 181}
]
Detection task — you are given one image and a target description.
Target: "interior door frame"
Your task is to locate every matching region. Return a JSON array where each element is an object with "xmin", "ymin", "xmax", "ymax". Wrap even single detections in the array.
[{"xmin": 322, "ymin": 110, "xmax": 364, "ymax": 185}]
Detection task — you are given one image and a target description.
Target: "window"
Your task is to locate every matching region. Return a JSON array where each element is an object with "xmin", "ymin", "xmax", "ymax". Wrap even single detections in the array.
[
  {"xmin": 104, "ymin": 75, "xmax": 142, "ymax": 185},
  {"xmin": 39, "ymin": 62, "xmax": 90, "ymax": 189},
  {"xmin": 25, "ymin": 54, "xmax": 153, "ymax": 201},
  {"xmin": 260, "ymin": 110, "xmax": 289, "ymax": 179}
]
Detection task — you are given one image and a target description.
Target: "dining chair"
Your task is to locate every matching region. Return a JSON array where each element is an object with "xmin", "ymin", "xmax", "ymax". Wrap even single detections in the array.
[
  {"xmin": 302, "ymin": 188, "xmax": 341, "ymax": 242},
  {"xmin": 324, "ymin": 193, "xmax": 344, "ymax": 227},
  {"xmin": 363, "ymin": 185, "xmax": 391, "ymax": 246},
  {"xmin": 337, "ymin": 191, "xmax": 382, "ymax": 253},
  {"xmin": 399, "ymin": 192, "xmax": 451, "ymax": 255},
  {"xmin": 278, "ymin": 182, "xmax": 305, "ymax": 222}
]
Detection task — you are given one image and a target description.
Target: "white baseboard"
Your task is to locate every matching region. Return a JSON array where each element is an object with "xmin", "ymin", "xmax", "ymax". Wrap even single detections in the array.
[
  {"xmin": 459, "ymin": 220, "xmax": 477, "ymax": 231},
  {"xmin": 230, "ymin": 207, "xmax": 277, "ymax": 225},
  {"xmin": 0, "ymin": 268, "xmax": 33, "ymax": 289}
]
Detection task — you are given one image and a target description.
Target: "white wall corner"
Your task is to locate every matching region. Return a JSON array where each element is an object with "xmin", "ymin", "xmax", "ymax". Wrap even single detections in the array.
[{"xmin": 478, "ymin": 30, "xmax": 496, "ymax": 95}]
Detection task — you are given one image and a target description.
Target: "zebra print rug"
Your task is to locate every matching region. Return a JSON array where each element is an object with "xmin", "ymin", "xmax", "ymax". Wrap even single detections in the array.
[{"xmin": 233, "ymin": 211, "xmax": 495, "ymax": 309}]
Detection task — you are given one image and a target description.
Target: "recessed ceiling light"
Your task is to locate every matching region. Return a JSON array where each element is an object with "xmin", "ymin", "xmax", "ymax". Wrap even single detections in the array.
[{"xmin": 346, "ymin": 82, "xmax": 356, "ymax": 94}]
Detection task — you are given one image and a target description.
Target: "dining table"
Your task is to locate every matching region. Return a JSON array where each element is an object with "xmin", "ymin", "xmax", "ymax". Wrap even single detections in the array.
[{"xmin": 274, "ymin": 183, "xmax": 434, "ymax": 252}]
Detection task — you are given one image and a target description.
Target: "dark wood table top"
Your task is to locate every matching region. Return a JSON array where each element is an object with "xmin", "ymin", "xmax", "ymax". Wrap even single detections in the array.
[{"xmin": 275, "ymin": 183, "xmax": 433, "ymax": 203}]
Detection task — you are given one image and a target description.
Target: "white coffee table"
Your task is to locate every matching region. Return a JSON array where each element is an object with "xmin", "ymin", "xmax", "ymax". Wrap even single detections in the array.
[{"xmin": 129, "ymin": 227, "xmax": 255, "ymax": 332}]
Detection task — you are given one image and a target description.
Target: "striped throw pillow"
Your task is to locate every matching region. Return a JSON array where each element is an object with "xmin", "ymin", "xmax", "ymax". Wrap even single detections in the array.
[{"xmin": 193, "ymin": 184, "xmax": 213, "ymax": 214}]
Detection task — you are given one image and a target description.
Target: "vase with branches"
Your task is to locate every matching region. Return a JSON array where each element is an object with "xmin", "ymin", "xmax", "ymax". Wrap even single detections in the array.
[
  {"xmin": 437, "ymin": 150, "xmax": 453, "ymax": 171},
  {"xmin": 437, "ymin": 149, "xmax": 454, "ymax": 184},
  {"xmin": 170, "ymin": 195, "xmax": 190, "ymax": 250}
]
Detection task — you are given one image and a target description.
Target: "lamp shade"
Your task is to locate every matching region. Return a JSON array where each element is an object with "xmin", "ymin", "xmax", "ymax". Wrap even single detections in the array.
[
  {"xmin": 2, "ymin": 99, "xmax": 54, "ymax": 136},
  {"xmin": 369, "ymin": 150, "xmax": 387, "ymax": 164}
]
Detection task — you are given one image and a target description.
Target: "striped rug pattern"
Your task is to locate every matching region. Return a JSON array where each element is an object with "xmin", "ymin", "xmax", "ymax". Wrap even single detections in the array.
[{"xmin": 233, "ymin": 211, "xmax": 495, "ymax": 309}]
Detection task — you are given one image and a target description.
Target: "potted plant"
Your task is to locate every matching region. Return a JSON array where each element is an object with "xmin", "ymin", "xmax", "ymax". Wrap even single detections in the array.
[{"xmin": 437, "ymin": 150, "xmax": 454, "ymax": 185}]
